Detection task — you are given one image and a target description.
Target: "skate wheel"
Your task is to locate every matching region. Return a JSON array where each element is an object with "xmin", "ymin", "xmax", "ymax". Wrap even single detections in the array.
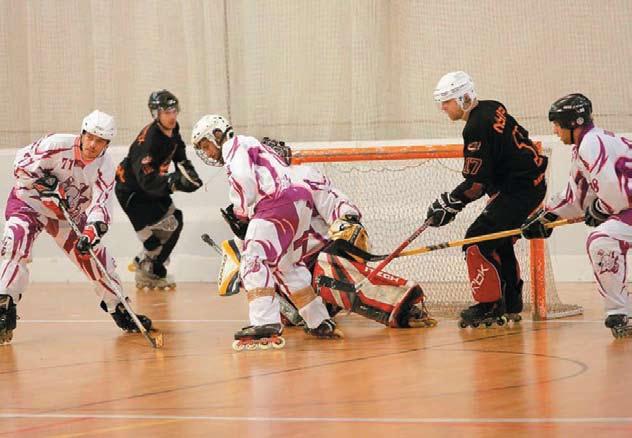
[
  {"xmin": 245, "ymin": 343, "xmax": 258, "ymax": 351},
  {"xmin": 232, "ymin": 340, "xmax": 245, "ymax": 351},
  {"xmin": 497, "ymin": 316, "xmax": 507, "ymax": 326},
  {"xmin": 272, "ymin": 337, "xmax": 286, "ymax": 348},
  {"xmin": 472, "ymin": 322, "xmax": 480, "ymax": 328},
  {"xmin": 258, "ymin": 340, "xmax": 271, "ymax": 350},
  {"xmin": 458, "ymin": 320, "xmax": 468, "ymax": 329},
  {"xmin": 484, "ymin": 321, "xmax": 493, "ymax": 328},
  {"xmin": 127, "ymin": 262, "xmax": 137, "ymax": 272}
]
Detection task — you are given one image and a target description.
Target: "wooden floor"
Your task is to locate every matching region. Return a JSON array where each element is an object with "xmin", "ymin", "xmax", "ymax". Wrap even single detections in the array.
[{"xmin": 0, "ymin": 282, "xmax": 631, "ymax": 438}]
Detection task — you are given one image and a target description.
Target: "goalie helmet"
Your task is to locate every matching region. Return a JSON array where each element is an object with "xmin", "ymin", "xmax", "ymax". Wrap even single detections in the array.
[
  {"xmin": 433, "ymin": 71, "xmax": 476, "ymax": 111},
  {"xmin": 81, "ymin": 110, "xmax": 116, "ymax": 142},
  {"xmin": 328, "ymin": 215, "xmax": 371, "ymax": 256},
  {"xmin": 191, "ymin": 114, "xmax": 234, "ymax": 166},
  {"xmin": 548, "ymin": 93, "xmax": 593, "ymax": 130},
  {"xmin": 148, "ymin": 89, "xmax": 179, "ymax": 119}
]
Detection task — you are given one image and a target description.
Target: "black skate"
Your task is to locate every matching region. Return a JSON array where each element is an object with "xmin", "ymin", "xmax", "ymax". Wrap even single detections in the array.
[
  {"xmin": 505, "ymin": 280, "xmax": 524, "ymax": 324},
  {"xmin": 305, "ymin": 318, "xmax": 344, "ymax": 339},
  {"xmin": 605, "ymin": 314, "xmax": 632, "ymax": 339},
  {"xmin": 111, "ymin": 303, "xmax": 153, "ymax": 333},
  {"xmin": 233, "ymin": 323, "xmax": 285, "ymax": 351},
  {"xmin": 458, "ymin": 301, "xmax": 508, "ymax": 329},
  {"xmin": 0, "ymin": 295, "xmax": 17, "ymax": 345}
]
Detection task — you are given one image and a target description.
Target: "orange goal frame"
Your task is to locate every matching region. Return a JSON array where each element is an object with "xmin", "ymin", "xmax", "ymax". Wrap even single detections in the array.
[{"xmin": 290, "ymin": 143, "xmax": 549, "ymax": 320}]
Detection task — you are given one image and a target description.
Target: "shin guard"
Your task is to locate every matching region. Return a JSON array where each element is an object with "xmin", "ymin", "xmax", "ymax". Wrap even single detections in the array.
[{"xmin": 466, "ymin": 245, "xmax": 502, "ymax": 303}]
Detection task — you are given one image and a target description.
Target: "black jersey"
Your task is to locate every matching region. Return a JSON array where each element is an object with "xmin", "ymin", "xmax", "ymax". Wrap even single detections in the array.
[
  {"xmin": 452, "ymin": 100, "xmax": 547, "ymax": 202},
  {"xmin": 116, "ymin": 120, "xmax": 187, "ymax": 197}
]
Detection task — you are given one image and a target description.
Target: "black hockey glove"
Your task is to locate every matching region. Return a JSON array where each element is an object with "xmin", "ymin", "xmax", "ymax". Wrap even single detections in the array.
[
  {"xmin": 426, "ymin": 192, "xmax": 464, "ymax": 227},
  {"xmin": 261, "ymin": 137, "xmax": 292, "ymax": 165},
  {"xmin": 521, "ymin": 209, "xmax": 559, "ymax": 239},
  {"xmin": 584, "ymin": 198, "xmax": 610, "ymax": 227},
  {"xmin": 221, "ymin": 204, "xmax": 249, "ymax": 240},
  {"xmin": 168, "ymin": 161, "xmax": 202, "ymax": 193},
  {"xmin": 33, "ymin": 174, "xmax": 68, "ymax": 219},
  {"xmin": 76, "ymin": 221, "xmax": 108, "ymax": 254}
]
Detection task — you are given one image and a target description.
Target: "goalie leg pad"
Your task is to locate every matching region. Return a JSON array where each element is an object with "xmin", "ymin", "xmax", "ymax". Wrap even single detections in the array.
[
  {"xmin": 466, "ymin": 245, "xmax": 503, "ymax": 303},
  {"xmin": 218, "ymin": 239, "xmax": 242, "ymax": 296},
  {"xmin": 314, "ymin": 252, "xmax": 429, "ymax": 327}
]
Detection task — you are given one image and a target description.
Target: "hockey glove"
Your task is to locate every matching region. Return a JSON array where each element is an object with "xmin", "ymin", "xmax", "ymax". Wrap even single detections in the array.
[
  {"xmin": 33, "ymin": 175, "xmax": 67, "ymax": 219},
  {"xmin": 261, "ymin": 137, "xmax": 292, "ymax": 165},
  {"xmin": 521, "ymin": 209, "xmax": 559, "ymax": 239},
  {"xmin": 585, "ymin": 198, "xmax": 610, "ymax": 227},
  {"xmin": 76, "ymin": 221, "xmax": 109, "ymax": 254},
  {"xmin": 168, "ymin": 163, "xmax": 202, "ymax": 193},
  {"xmin": 221, "ymin": 204, "xmax": 249, "ymax": 240},
  {"xmin": 426, "ymin": 192, "xmax": 464, "ymax": 227}
]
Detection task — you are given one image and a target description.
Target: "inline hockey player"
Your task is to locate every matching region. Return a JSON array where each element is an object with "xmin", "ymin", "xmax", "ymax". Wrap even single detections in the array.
[
  {"xmin": 427, "ymin": 71, "xmax": 547, "ymax": 328},
  {"xmin": 522, "ymin": 93, "xmax": 632, "ymax": 338},
  {"xmin": 0, "ymin": 110, "xmax": 153, "ymax": 344}
]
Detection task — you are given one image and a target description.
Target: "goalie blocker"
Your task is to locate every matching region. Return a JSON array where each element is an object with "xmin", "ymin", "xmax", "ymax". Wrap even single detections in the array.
[{"xmin": 215, "ymin": 237, "xmax": 435, "ymax": 328}]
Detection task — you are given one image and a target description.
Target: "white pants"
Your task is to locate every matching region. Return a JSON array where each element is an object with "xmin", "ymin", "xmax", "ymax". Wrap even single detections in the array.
[{"xmin": 586, "ymin": 219, "xmax": 632, "ymax": 317}]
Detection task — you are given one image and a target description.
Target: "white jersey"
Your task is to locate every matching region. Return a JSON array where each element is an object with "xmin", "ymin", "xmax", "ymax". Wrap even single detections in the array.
[
  {"xmin": 547, "ymin": 126, "xmax": 632, "ymax": 222},
  {"xmin": 13, "ymin": 133, "xmax": 116, "ymax": 224},
  {"xmin": 223, "ymin": 134, "xmax": 360, "ymax": 223}
]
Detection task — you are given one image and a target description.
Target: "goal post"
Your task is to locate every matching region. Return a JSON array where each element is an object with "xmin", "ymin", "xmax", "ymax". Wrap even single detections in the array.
[{"xmin": 291, "ymin": 143, "xmax": 582, "ymax": 320}]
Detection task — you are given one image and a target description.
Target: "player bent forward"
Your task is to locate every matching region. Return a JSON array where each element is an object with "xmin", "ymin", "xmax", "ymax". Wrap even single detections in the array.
[
  {"xmin": 215, "ymin": 139, "xmax": 436, "ymax": 332},
  {"xmin": 0, "ymin": 111, "xmax": 153, "ymax": 344},
  {"xmin": 191, "ymin": 115, "xmax": 365, "ymax": 350},
  {"xmin": 522, "ymin": 94, "xmax": 632, "ymax": 339}
]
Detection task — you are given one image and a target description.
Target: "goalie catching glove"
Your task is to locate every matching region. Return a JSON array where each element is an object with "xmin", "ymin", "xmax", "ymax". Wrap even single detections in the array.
[
  {"xmin": 169, "ymin": 159, "xmax": 202, "ymax": 193},
  {"xmin": 33, "ymin": 174, "xmax": 68, "ymax": 220},
  {"xmin": 327, "ymin": 214, "xmax": 370, "ymax": 257},
  {"xmin": 521, "ymin": 208, "xmax": 559, "ymax": 239},
  {"xmin": 76, "ymin": 221, "xmax": 108, "ymax": 254},
  {"xmin": 221, "ymin": 204, "xmax": 249, "ymax": 240},
  {"xmin": 584, "ymin": 198, "xmax": 610, "ymax": 227},
  {"xmin": 426, "ymin": 192, "xmax": 464, "ymax": 227}
]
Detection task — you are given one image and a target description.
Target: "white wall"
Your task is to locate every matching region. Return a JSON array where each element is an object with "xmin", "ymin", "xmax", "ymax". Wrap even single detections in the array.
[{"xmin": 1, "ymin": 134, "xmax": 628, "ymax": 283}]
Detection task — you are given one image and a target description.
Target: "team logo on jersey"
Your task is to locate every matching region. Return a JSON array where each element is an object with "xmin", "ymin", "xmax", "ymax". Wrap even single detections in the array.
[
  {"xmin": 466, "ymin": 141, "xmax": 481, "ymax": 152},
  {"xmin": 60, "ymin": 177, "xmax": 90, "ymax": 217}
]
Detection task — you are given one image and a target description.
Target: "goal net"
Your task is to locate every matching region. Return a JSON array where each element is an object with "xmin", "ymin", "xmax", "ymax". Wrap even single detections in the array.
[{"xmin": 292, "ymin": 143, "xmax": 582, "ymax": 320}]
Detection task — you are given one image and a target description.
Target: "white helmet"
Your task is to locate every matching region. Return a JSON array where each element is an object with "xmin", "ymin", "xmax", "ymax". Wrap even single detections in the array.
[
  {"xmin": 191, "ymin": 114, "xmax": 234, "ymax": 166},
  {"xmin": 81, "ymin": 110, "xmax": 116, "ymax": 142},
  {"xmin": 433, "ymin": 71, "xmax": 477, "ymax": 111}
]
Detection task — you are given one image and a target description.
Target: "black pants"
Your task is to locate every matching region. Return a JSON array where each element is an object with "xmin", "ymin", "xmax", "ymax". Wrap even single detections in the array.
[
  {"xmin": 463, "ymin": 182, "xmax": 546, "ymax": 312},
  {"xmin": 115, "ymin": 185, "xmax": 183, "ymax": 277}
]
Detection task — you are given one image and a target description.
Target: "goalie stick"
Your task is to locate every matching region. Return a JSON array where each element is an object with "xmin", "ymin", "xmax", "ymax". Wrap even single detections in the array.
[{"xmin": 60, "ymin": 204, "xmax": 164, "ymax": 349}]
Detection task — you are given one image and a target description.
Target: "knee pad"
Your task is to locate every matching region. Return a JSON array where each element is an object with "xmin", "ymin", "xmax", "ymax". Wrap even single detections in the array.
[{"xmin": 466, "ymin": 245, "xmax": 503, "ymax": 303}]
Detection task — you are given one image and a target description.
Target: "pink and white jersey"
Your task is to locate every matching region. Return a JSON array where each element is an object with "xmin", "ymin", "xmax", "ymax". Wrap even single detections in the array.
[
  {"xmin": 13, "ymin": 133, "xmax": 116, "ymax": 224},
  {"xmin": 223, "ymin": 135, "xmax": 360, "ymax": 223},
  {"xmin": 547, "ymin": 126, "xmax": 632, "ymax": 222}
]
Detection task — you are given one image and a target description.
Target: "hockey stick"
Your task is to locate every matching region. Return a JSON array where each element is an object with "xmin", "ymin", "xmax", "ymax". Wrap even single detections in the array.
[
  {"xmin": 60, "ymin": 205, "xmax": 164, "ymax": 349},
  {"xmin": 354, "ymin": 219, "xmax": 432, "ymax": 291},
  {"xmin": 397, "ymin": 216, "xmax": 583, "ymax": 258}
]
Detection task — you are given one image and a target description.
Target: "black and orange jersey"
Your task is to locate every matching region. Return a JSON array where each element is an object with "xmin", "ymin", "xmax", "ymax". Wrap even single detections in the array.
[
  {"xmin": 451, "ymin": 100, "xmax": 547, "ymax": 203},
  {"xmin": 115, "ymin": 120, "xmax": 187, "ymax": 197}
]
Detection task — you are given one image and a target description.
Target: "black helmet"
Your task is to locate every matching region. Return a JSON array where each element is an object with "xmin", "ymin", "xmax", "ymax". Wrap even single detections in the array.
[
  {"xmin": 548, "ymin": 93, "xmax": 592, "ymax": 130},
  {"xmin": 148, "ymin": 89, "xmax": 180, "ymax": 118}
]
